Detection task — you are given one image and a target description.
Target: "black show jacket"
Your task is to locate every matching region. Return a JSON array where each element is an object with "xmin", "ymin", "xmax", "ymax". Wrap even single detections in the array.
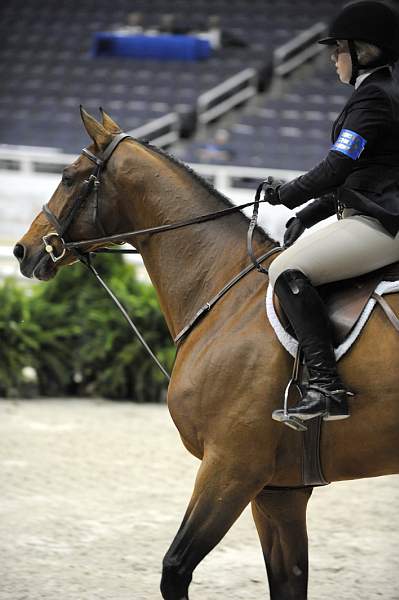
[{"xmin": 279, "ymin": 68, "xmax": 399, "ymax": 235}]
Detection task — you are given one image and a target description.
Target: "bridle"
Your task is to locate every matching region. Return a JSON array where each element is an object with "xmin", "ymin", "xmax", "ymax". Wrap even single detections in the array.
[
  {"xmin": 42, "ymin": 132, "xmax": 132, "ymax": 262},
  {"xmin": 40, "ymin": 133, "xmax": 282, "ymax": 380}
]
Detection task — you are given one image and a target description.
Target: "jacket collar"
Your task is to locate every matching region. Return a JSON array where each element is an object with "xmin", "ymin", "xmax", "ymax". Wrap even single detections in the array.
[{"xmin": 355, "ymin": 66, "xmax": 392, "ymax": 89}]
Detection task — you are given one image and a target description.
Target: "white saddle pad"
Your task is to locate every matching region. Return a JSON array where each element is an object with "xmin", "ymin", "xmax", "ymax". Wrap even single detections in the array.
[{"xmin": 266, "ymin": 280, "xmax": 399, "ymax": 361}]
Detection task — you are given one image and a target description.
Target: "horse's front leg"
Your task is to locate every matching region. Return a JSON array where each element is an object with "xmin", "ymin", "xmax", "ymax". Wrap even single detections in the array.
[
  {"xmin": 160, "ymin": 454, "xmax": 271, "ymax": 600},
  {"xmin": 251, "ymin": 486, "xmax": 313, "ymax": 600}
]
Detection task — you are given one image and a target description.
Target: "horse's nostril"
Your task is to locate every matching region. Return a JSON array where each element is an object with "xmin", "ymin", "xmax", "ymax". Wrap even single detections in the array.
[{"xmin": 13, "ymin": 243, "xmax": 26, "ymax": 262}]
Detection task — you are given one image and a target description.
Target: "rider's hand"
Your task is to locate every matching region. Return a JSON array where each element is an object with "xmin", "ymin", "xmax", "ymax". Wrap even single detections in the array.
[
  {"xmin": 263, "ymin": 176, "xmax": 284, "ymax": 205},
  {"xmin": 283, "ymin": 216, "xmax": 306, "ymax": 247}
]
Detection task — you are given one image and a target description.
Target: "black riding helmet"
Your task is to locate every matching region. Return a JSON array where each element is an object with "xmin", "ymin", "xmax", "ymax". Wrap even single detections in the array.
[{"xmin": 319, "ymin": 0, "xmax": 399, "ymax": 84}]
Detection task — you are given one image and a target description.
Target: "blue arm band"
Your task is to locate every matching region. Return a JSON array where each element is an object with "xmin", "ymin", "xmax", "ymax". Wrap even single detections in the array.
[{"xmin": 331, "ymin": 129, "xmax": 367, "ymax": 160}]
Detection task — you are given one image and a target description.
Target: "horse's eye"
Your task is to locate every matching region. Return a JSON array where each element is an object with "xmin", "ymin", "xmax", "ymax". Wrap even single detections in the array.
[{"xmin": 62, "ymin": 174, "xmax": 74, "ymax": 187}]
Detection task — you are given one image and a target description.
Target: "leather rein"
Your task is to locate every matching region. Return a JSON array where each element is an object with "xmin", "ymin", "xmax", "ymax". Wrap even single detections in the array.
[{"xmin": 41, "ymin": 133, "xmax": 280, "ymax": 380}]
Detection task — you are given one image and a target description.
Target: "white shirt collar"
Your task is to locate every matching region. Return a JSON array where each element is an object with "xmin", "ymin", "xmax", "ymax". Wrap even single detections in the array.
[{"xmin": 355, "ymin": 65, "xmax": 390, "ymax": 89}]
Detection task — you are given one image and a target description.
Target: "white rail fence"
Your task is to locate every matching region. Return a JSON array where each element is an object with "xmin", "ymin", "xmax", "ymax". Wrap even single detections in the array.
[{"xmin": 0, "ymin": 146, "xmax": 303, "ymax": 281}]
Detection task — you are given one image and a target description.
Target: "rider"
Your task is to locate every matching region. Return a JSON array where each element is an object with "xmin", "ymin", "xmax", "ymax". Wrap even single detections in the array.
[{"xmin": 265, "ymin": 0, "xmax": 399, "ymax": 421}]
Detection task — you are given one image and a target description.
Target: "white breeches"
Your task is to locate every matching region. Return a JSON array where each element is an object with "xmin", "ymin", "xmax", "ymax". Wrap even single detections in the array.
[{"xmin": 269, "ymin": 211, "xmax": 399, "ymax": 287}]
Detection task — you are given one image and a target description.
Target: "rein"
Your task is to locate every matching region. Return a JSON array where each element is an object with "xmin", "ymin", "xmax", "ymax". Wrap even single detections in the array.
[
  {"xmin": 80, "ymin": 252, "xmax": 172, "ymax": 381},
  {"xmin": 41, "ymin": 134, "xmax": 278, "ymax": 381},
  {"xmin": 64, "ymin": 198, "xmax": 269, "ymax": 250}
]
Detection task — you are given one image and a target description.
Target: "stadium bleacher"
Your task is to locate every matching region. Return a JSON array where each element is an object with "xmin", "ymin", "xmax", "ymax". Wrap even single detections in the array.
[
  {"xmin": 0, "ymin": 0, "xmax": 341, "ymax": 159},
  {"xmin": 3, "ymin": 0, "xmax": 396, "ymax": 173},
  {"xmin": 180, "ymin": 51, "xmax": 353, "ymax": 170}
]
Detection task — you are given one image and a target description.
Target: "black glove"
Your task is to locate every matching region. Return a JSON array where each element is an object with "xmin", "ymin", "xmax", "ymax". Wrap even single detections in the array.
[
  {"xmin": 263, "ymin": 176, "xmax": 284, "ymax": 205},
  {"xmin": 283, "ymin": 216, "xmax": 306, "ymax": 247}
]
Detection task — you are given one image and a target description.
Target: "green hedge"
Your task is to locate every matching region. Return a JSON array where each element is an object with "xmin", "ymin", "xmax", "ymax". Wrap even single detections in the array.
[{"xmin": 0, "ymin": 255, "xmax": 175, "ymax": 401}]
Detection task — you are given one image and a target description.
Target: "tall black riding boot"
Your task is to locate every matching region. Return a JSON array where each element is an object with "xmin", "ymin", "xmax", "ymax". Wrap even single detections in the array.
[{"xmin": 274, "ymin": 269, "xmax": 350, "ymax": 421}]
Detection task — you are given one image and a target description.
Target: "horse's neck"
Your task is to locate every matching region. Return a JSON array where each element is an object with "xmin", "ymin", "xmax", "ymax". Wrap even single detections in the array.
[{"xmin": 119, "ymin": 144, "xmax": 273, "ymax": 337}]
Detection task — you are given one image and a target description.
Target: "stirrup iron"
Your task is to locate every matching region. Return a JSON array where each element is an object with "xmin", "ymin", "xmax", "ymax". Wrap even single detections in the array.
[
  {"xmin": 272, "ymin": 346, "xmax": 308, "ymax": 432},
  {"xmin": 272, "ymin": 380, "xmax": 308, "ymax": 431}
]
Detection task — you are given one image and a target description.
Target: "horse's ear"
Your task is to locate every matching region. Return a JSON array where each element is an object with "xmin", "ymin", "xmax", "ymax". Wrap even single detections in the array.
[
  {"xmin": 100, "ymin": 108, "xmax": 122, "ymax": 134},
  {"xmin": 80, "ymin": 106, "xmax": 112, "ymax": 148}
]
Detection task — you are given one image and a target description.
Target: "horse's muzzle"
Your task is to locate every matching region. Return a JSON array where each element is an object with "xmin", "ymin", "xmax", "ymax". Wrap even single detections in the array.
[{"xmin": 13, "ymin": 242, "xmax": 56, "ymax": 280}]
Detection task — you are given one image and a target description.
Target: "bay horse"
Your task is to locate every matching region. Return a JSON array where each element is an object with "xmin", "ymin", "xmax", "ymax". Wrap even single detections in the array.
[{"xmin": 14, "ymin": 108, "xmax": 399, "ymax": 600}]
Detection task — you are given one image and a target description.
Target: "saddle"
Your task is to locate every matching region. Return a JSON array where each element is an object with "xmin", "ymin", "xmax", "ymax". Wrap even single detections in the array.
[{"xmin": 273, "ymin": 261, "xmax": 399, "ymax": 346}]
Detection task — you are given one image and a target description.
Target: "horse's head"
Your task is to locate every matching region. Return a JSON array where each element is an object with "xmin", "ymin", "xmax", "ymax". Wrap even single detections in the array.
[{"xmin": 14, "ymin": 108, "xmax": 124, "ymax": 280}]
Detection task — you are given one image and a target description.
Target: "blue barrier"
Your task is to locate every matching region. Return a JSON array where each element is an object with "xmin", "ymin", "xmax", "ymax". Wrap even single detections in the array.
[{"xmin": 93, "ymin": 33, "xmax": 212, "ymax": 61}]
